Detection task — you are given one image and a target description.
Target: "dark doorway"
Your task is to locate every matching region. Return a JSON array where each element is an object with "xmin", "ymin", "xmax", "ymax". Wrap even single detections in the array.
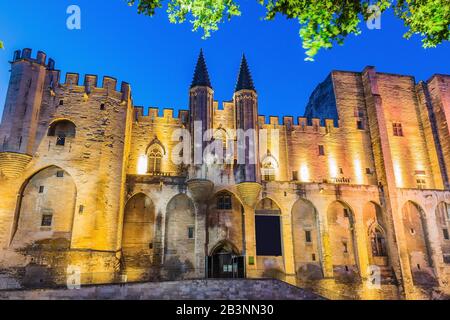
[
  {"xmin": 255, "ymin": 215, "xmax": 282, "ymax": 256},
  {"xmin": 206, "ymin": 242, "xmax": 245, "ymax": 278}
]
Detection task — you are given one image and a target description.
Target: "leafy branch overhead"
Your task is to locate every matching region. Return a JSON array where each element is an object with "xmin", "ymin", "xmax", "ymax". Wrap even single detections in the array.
[{"xmin": 127, "ymin": 0, "xmax": 450, "ymax": 60}]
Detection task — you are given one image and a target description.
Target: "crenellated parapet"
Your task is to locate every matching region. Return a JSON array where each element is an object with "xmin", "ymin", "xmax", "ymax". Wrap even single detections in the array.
[
  {"xmin": 132, "ymin": 106, "xmax": 189, "ymax": 125},
  {"xmin": 61, "ymin": 73, "xmax": 131, "ymax": 102},
  {"xmin": 257, "ymin": 115, "xmax": 338, "ymax": 134}
]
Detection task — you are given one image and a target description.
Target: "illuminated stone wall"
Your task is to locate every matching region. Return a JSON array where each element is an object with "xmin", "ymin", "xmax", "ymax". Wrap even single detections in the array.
[{"xmin": 0, "ymin": 49, "xmax": 449, "ymax": 299}]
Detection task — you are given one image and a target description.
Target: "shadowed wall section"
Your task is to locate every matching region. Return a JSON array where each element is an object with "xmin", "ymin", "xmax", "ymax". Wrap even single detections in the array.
[
  {"xmin": 291, "ymin": 198, "xmax": 323, "ymax": 280},
  {"xmin": 163, "ymin": 194, "xmax": 196, "ymax": 280}
]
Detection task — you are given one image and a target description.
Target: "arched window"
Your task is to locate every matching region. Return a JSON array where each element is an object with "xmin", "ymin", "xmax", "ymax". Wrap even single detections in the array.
[
  {"xmin": 370, "ymin": 227, "xmax": 387, "ymax": 257},
  {"xmin": 147, "ymin": 147, "xmax": 162, "ymax": 174},
  {"xmin": 261, "ymin": 152, "xmax": 278, "ymax": 182},
  {"xmin": 262, "ymin": 161, "xmax": 275, "ymax": 181},
  {"xmin": 48, "ymin": 120, "xmax": 76, "ymax": 146},
  {"xmin": 216, "ymin": 192, "xmax": 232, "ymax": 210}
]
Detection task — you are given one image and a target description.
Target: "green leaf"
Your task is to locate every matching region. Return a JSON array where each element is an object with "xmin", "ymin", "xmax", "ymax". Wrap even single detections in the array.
[
  {"xmin": 0, "ymin": 41, "xmax": 4, "ymax": 49},
  {"xmin": 127, "ymin": 0, "xmax": 450, "ymax": 61}
]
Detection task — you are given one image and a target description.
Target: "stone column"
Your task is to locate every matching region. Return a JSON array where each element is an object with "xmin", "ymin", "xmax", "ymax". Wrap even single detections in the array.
[
  {"xmin": 237, "ymin": 182, "xmax": 261, "ymax": 278},
  {"xmin": 353, "ymin": 210, "xmax": 371, "ymax": 280},
  {"xmin": 315, "ymin": 200, "xmax": 333, "ymax": 278},
  {"xmin": 187, "ymin": 179, "xmax": 214, "ymax": 278},
  {"xmin": 281, "ymin": 211, "xmax": 296, "ymax": 285}
]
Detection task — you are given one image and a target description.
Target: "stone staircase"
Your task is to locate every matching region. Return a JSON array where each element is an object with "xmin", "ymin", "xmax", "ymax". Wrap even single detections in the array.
[{"xmin": 0, "ymin": 279, "xmax": 325, "ymax": 300}]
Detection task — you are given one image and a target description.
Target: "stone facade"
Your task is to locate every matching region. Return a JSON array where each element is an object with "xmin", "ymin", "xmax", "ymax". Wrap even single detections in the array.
[{"xmin": 0, "ymin": 48, "xmax": 450, "ymax": 299}]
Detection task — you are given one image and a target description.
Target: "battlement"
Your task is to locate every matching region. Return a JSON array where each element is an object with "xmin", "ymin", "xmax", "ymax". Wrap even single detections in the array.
[
  {"xmin": 132, "ymin": 106, "xmax": 189, "ymax": 124},
  {"xmin": 63, "ymin": 73, "xmax": 131, "ymax": 98},
  {"xmin": 257, "ymin": 115, "xmax": 337, "ymax": 132},
  {"xmin": 11, "ymin": 49, "xmax": 131, "ymax": 100},
  {"xmin": 12, "ymin": 48, "xmax": 56, "ymax": 70}
]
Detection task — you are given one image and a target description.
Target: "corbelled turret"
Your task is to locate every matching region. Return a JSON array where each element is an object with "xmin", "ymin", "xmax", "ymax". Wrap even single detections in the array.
[
  {"xmin": 234, "ymin": 54, "xmax": 259, "ymax": 183},
  {"xmin": 235, "ymin": 54, "xmax": 255, "ymax": 92},
  {"xmin": 191, "ymin": 49, "xmax": 212, "ymax": 89},
  {"xmin": 189, "ymin": 49, "xmax": 214, "ymax": 167}
]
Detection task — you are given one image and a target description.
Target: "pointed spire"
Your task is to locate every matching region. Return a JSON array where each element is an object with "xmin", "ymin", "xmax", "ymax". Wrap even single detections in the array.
[
  {"xmin": 191, "ymin": 49, "xmax": 212, "ymax": 89},
  {"xmin": 235, "ymin": 54, "xmax": 256, "ymax": 92}
]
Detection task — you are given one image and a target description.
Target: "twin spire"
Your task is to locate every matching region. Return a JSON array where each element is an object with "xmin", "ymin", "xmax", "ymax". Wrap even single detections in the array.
[
  {"xmin": 191, "ymin": 49, "xmax": 212, "ymax": 89},
  {"xmin": 190, "ymin": 49, "xmax": 256, "ymax": 93}
]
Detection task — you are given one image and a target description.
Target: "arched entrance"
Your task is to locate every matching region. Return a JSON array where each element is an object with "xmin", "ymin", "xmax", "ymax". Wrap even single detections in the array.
[
  {"xmin": 435, "ymin": 202, "xmax": 450, "ymax": 263},
  {"xmin": 12, "ymin": 166, "xmax": 77, "ymax": 247},
  {"xmin": 363, "ymin": 201, "xmax": 389, "ymax": 266},
  {"xmin": 327, "ymin": 200, "xmax": 359, "ymax": 281},
  {"xmin": 402, "ymin": 201, "xmax": 436, "ymax": 286},
  {"xmin": 291, "ymin": 198, "xmax": 323, "ymax": 280},
  {"xmin": 163, "ymin": 194, "xmax": 196, "ymax": 280},
  {"xmin": 207, "ymin": 240, "xmax": 244, "ymax": 278}
]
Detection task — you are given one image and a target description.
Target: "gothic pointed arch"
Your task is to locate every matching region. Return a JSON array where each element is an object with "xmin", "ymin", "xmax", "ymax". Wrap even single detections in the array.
[
  {"xmin": 261, "ymin": 151, "xmax": 279, "ymax": 182},
  {"xmin": 435, "ymin": 202, "xmax": 450, "ymax": 263},
  {"xmin": 146, "ymin": 136, "xmax": 166, "ymax": 174},
  {"xmin": 208, "ymin": 190, "xmax": 244, "ymax": 256},
  {"xmin": 291, "ymin": 198, "xmax": 323, "ymax": 280},
  {"xmin": 326, "ymin": 200, "xmax": 360, "ymax": 281},
  {"xmin": 402, "ymin": 200, "xmax": 437, "ymax": 286}
]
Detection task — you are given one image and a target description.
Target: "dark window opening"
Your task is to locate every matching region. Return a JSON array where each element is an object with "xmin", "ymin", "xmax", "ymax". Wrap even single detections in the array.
[
  {"xmin": 56, "ymin": 170, "xmax": 64, "ymax": 178},
  {"xmin": 339, "ymin": 168, "xmax": 344, "ymax": 174},
  {"xmin": 443, "ymin": 228, "xmax": 449, "ymax": 240},
  {"xmin": 371, "ymin": 229, "xmax": 387, "ymax": 256},
  {"xmin": 79, "ymin": 205, "xmax": 84, "ymax": 214},
  {"xmin": 343, "ymin": 242, "xmax": 348, "ymax": 253},
  {"xmin": 56, "ymin": 134, "xmax": 66, "ymax": 146},
  {"xmin": 188, "ymin": 226, "xmax": 195, "ymax": 239},
  {"xmin": 416, "ymin": 178, "xmax": 426, "ymax": 189},
  {"xmin": 312, "ymin": 253, "xmax": 316, "ymax": 261},
  {"xmin": 357, "ymin": 120, "xmax": 365, "ymax": 130},
  {"xmin": 38, "ymin": 186, "xmax": 44, "ymax": 193},
  {"xmin": 217, "ymin": 194, "xmax": 232, "ymax": 210},
  {"xmin": 393, "ymin": 122, "xmax": 403, "ymax": 136},
  {"xmin": 305, "ymin": 230, "xmax": 312, "ymax": 243},
  {"xmin": 366, "ymin": 168, "xmax": 372, "ymax": 174},
  {"xmin": 255, "ymin": 215, "xmax": 282, "ymax": 256},
  {"xmin": 100, "ymin": 103, "xmax": 105, "ymax": 110},
  {"xmin": 318, "ymin": 145, "xmax": 325, "ymax": 156},
  {"xmin": 292, "ymin": 171, "xmax": 298, "ymax": 181},
  {"xmin": 59, "ymin": 100, "xmax": 64, "ymax": 106},
  {"xmin": 41, "ymin": 214, "xmax": 53, "ymax": 227}
]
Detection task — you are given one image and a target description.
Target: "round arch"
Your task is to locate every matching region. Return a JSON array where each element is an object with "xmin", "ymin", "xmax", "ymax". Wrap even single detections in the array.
[
  {"xmin": 47, "ymin": 119, "xmax": 76, "ymax": 137},
  {"xmin": 121, "ymin": 192, "xmax": 155, "ymax": 250},
  {"xmin": 11, "ymin": 165, "xmax": 77, "ymax": 247}
]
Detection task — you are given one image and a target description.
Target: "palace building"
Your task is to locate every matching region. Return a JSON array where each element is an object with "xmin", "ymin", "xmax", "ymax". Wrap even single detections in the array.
[{"xmin": 0, "ymin": 48, "xmax": 449, "ymax": 299}]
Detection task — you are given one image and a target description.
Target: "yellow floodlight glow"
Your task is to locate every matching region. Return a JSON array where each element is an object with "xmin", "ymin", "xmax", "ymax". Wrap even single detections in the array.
[
  {"xmin": 353, "ymin": 158, "xmax": 363, "ymax": 185},
  {"xmin": 300, "ymin": 163, "xmax": 310, "ymax": 182},
  {"xmin": 137, "ymin": 155, "xmax": 148, "ymax": 175}
]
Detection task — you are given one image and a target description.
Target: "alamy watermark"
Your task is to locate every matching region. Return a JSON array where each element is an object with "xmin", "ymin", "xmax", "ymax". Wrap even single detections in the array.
[{"xmin": 66, "ymin": 5, "xmax": 81, "ymax": 30}]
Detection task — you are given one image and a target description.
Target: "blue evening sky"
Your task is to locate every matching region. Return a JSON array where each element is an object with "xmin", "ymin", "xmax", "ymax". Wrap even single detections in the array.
[{"xmin": 0, "ymin": 0, "xmax": 449, "ymax": 118}]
